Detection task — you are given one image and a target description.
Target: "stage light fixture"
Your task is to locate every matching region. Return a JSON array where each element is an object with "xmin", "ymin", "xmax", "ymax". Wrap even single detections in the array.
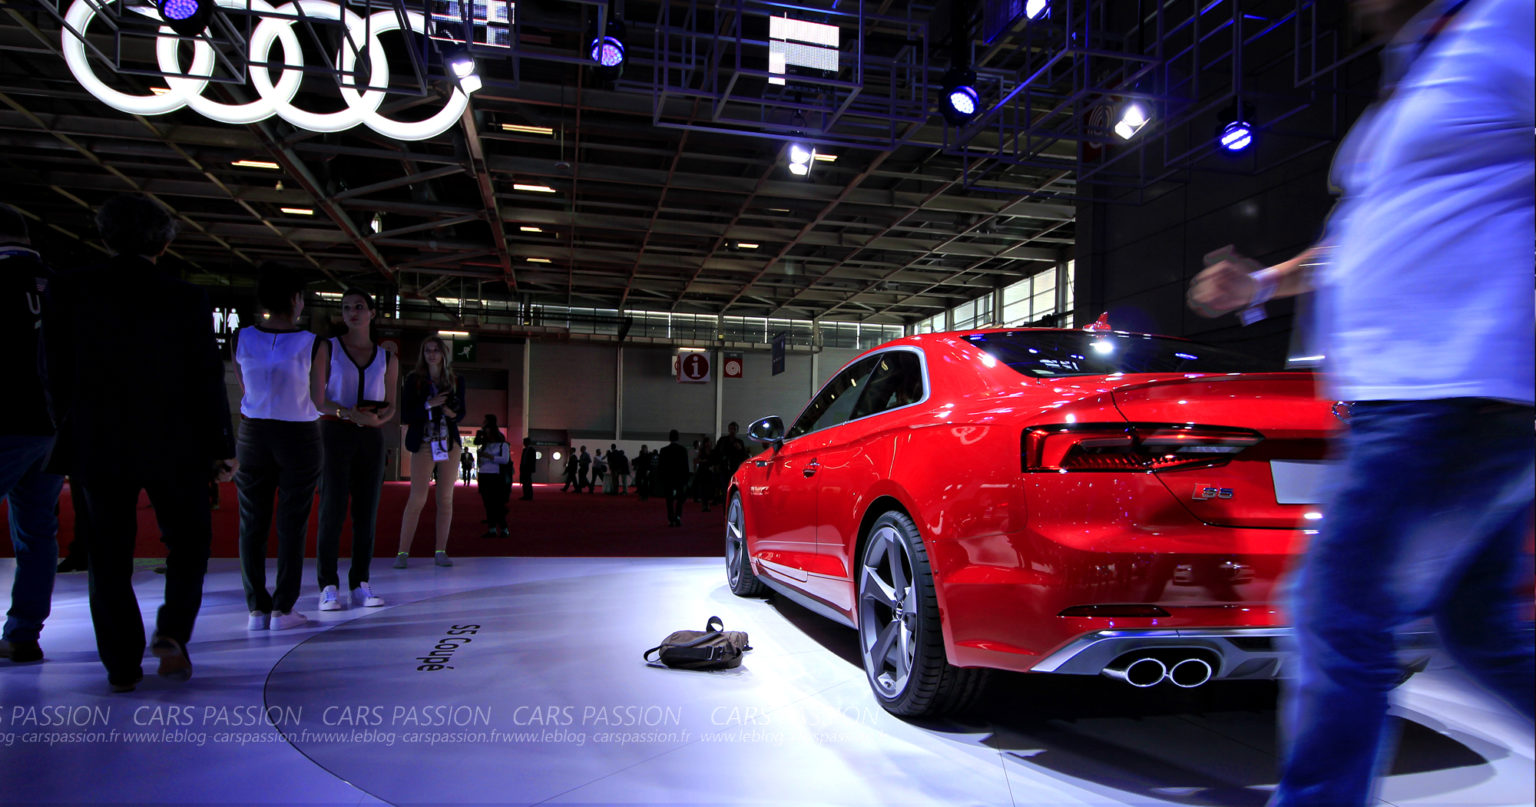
[
  {"xmin": 587, "ymin": 13, "xmax": 626, "ymax": 82},
  {"xmin": 1219, "ymin": 120, "xmax": 1253, "ymax": 152},
  {"xmin": 1114, "ymin": 102, "xmax": 1149, "ymax": 140},
  {"xmin": 940, "ymin": 67, "xmax": 979, "ymax": 126},
  {"xmin": 787, "ymin": 141, "xmax": 814, "ymax": 177},
  {"xmin": 1025, "ymin": 0, "xmax": 1049, "ymax": 20},
  {"xmin": 443, "ymin": 46, "xmax": 482, "ymax": 94},
  {"xmin": 157, "ymin": 0, "xmax": 214, "ymax": 37}
]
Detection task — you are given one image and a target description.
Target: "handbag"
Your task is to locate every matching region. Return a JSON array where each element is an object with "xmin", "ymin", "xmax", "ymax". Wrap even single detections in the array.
[{"xmin": 643, "ymin": 616, "xmax": 751, "ymax": 670}]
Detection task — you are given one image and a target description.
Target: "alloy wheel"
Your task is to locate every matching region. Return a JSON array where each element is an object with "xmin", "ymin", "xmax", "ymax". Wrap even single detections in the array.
[
  {"xmin": 859, "ymin": 522, "xmax": 918, "ymax": 698},
  {"xmin": 726, "ymin": 496, "xmax": 746, "ymax": 589}
]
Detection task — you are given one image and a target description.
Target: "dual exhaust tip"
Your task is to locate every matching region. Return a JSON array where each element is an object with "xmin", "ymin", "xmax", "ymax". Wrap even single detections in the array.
[{"xmin": 1102, "ymin": 655, "xmax": 1214, "ymax": 688}]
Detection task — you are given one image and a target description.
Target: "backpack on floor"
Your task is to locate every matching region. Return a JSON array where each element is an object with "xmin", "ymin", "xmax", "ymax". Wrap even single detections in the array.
[{"xmin": 643, "ymin": 616, "xmax": 751, "ymax": 670}]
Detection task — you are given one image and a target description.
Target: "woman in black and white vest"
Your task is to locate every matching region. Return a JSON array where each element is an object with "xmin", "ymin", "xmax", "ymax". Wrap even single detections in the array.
[
  {"xmin": 394, "ymin": 335, "xmax": 466, "ymax": 568},
  {"xmin": 233, "ymin": 264, "xmax": 324, "ymax": 631},
  {"xmin": 313, "ymin": 289, "xmax": 396, "ymax": 612}
]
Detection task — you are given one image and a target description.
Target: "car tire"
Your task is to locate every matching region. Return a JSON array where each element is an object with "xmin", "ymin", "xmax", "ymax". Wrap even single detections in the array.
[
  {"xmin": 858, "ymin": 510, "xmax": 988, "ymax": 717},
  {"xmin": 725, "ymin": 492, "xmax": 766, "ymax": 596}
]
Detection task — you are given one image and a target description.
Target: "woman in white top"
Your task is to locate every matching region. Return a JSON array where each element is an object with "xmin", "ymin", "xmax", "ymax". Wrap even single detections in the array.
[
  {"xmin": 312, "ymin": 289, "xmax": 397, "ymax": 612},
  {"xmin": 232, "ymin": 264, "xmax": 325, "ymax": 632}
]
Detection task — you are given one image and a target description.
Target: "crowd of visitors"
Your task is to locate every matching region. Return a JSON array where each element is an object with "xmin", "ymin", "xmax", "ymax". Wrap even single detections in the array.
[{"xmin": 0, "ymin": 192, "xmax": 755, "ymax": 691}]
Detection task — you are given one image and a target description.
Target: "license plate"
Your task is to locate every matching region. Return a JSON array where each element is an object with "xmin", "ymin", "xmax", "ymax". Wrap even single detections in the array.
[{"xmin": 1270, "ymin": 460, "xmax": 1329, "ymax": 505}]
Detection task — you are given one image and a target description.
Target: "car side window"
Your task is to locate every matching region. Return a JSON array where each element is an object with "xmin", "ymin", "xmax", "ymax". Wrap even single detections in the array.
[
  {"xmin": 850, "ymin": 351, "xmax": 924, "ymax": 420},
  {"xmin": 787, "ymin": 356, "xmax": 880, "ymax": 440}
]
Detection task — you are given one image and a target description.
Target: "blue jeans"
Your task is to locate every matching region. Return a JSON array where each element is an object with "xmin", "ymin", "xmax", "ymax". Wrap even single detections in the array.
[
  {"xmin": 1274, "ymin": 399, "xmax": 1535, "ymax": 806},
  {"xmin": 1, "ymin": 435, "xmax": 65, "ymax": 643}
]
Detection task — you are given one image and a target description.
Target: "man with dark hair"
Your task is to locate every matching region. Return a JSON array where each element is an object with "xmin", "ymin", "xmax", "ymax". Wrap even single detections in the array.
[
  {"xmin": 49, "ymin": 194, "xmax": 237, "ymax": 692},
  {"xmin": 718, "ymin": 421, "xmax": 748, "ymax": 482},
  {"xmin": 656, "ymin": 430, "xmax": 690, "ymax": 528},
  {"xmin": 519, "ymin": 437, "xmax": 536, "ymax": 500},
  {"xmin": 0, "ymin": 203, "xmax": 64, "ymax": 665}
]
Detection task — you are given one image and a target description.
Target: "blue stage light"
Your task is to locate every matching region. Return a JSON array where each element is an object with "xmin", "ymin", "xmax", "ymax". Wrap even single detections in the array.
[
  {"xmin": 587, "ymin": 14, "xmax": 626, "ymax": 82},
  {"xmin": 940, "ymin": 67, "xmax": 979, "ymax": 126},
  {"xmin": 158, "ymin": 0, "xmax": 213, "ymax": 35},
  {"xmin": 1220, "ymin": 120, "xmax": 1253, "ymax": 152}
]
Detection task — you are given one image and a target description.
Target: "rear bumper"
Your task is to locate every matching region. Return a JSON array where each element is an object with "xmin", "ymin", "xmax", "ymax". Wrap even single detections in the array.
[{"xmin": 1029, "ymin": 626, "xmax": 1438, "ymax": 680}]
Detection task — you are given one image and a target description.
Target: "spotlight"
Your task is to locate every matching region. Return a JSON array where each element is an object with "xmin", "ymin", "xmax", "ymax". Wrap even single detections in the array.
[
  {"xmin": 587, "ymin": 13, "xmax": 626, "ymax": 82},
  {"xmin": 1114, "ymin": 101, "xmax": 1149, "ymax": 140},
  {"xmin": 1217, "ymin": 104, "xmax": 1255, "ymax": 153},
  {"xmin": 1025, "ymin": 0, "xmax": 1049, "ymax": 19},
  {"xmin": 442, "ymin": 46, "xmax": 481, "ymax": 94},
  {"xmin": 940, "ymin": 66, "xmax": 979, "ymax": 126},
  {"xmin": 1219, "ymin": 120, "xmax": 1253, "ymax": 152},
  {"xmin": 787, "ymin": 141, "xmax": 814, "ymax": 177},
  {"xmin": 157, "ymin": 0, "xmax": 214, "ymax": 37}
]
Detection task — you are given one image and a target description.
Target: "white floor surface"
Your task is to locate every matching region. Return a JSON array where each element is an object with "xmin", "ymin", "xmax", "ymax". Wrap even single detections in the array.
[{"xmin": 0, "ymin": 557, "xmax": 1531, "ymax": 806}]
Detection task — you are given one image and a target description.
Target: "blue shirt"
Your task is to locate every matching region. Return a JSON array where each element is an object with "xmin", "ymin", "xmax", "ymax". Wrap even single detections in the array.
[{"xmin": 1319, "ymin": 0, "xmax": 1533, "ymax": 404}]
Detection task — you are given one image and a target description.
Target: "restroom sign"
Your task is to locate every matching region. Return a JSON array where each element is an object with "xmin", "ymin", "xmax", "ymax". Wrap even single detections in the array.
[{"xmin": 676, "ymin": 350, "xmax": 711, "ymax": 383}]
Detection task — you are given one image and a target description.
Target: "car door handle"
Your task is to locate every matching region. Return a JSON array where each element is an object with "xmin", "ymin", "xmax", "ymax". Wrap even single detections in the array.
[{"xmin": 803, "ymin": 460, "xmax": 820, "ymax": 478}]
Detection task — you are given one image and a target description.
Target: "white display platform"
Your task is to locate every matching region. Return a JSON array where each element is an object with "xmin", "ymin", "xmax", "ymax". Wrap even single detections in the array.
[{"xmin": 0, "ymin": 557, "xmax": 1530, "ymax": 806}]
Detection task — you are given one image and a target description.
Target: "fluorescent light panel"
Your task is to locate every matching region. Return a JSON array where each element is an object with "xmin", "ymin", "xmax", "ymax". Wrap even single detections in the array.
[
  {"xmin": 501, "ymin": 124, "xmax": 554, "ymax": 135},
  {"xmin": 519, "ymin": 226, "xmax": 543, "ymax": 232},
  {"xmin": 513, "ymin": 184, "xmax": 556, "ymax": 193},
  {"xmin": 527, "ymin": 257, "xmax": 552, "ymax": 263},
  {"xmin": 812, "ymin": 153, "xmax": 836, "ymax": 162},
  {"xmin": 231, "ymin": 159, "xmax": 280, "ymax": 169},
  {"xmin": 438, "ymin": 330, "xmax": 470, "ymax": 337},
  {"xmin": 280, "ymin": 207, "xmax": 314, "ymax": 215}
]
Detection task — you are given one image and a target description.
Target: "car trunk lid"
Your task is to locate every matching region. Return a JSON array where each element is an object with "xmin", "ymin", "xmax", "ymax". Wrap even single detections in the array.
[{"xmin": 1110, "ymin": 373, "xmax": 1337, "ymax": 528}]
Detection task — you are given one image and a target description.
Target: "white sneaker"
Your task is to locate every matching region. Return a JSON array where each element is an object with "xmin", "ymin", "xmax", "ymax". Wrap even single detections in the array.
[
  {"xmin": 270, "ymin": 610, "xmax": 309, "ymax": 631},
  {"xmin": 247, "ymin": 611, "xmax": 270, "ymax": 631},
  {"xmin": 351, "ymin": 582, "xmax": 385, "ymax": 608},
  {"xmin": 318, "ymin": 586, "xmax": 342, "ymax": 611}
]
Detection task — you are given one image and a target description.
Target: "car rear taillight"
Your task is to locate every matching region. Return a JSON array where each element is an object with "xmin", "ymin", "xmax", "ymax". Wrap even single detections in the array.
[{"xmin": 1022, "ymin": 423, "xmax": 1263, "ymax": 472}]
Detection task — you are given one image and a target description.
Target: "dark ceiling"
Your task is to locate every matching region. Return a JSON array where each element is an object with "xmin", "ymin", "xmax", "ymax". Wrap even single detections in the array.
[{"xmin": 0, "ymin": 0, "xmax": 1361, "ymax": 327}]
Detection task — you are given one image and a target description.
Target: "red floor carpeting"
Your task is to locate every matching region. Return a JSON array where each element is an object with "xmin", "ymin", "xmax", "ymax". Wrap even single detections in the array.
[{"xmin": 2, "ymin": 481, "xmax": 727, "ymax": 559}]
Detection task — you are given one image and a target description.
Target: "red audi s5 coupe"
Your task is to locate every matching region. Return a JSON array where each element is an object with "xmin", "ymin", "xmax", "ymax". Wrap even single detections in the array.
[{"xmin": 726, "ymin": 321, "xmax": 1432, "ymax": 717}]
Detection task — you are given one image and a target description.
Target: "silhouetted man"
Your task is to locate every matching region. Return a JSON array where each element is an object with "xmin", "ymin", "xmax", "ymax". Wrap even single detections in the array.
[
  {"xmin": 656, "ymin": 430, "xmax": 690, "ymax": 527},
  {"xmin": 49, "ymin": 194, "xmax": 236, "ymax": 691},
  {"xmin": 519, "ymin": 437, "xmax": 536, "ymax": 500},
  {"xmin": 0, "ymin": 204, "xmax": 63, "ymax": 665}
]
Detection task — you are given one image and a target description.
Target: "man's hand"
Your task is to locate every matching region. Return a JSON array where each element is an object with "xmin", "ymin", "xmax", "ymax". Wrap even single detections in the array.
[
  {"xmin": 214, "ymin": 458, "xmax": 238, "ymax": 483},
  {"xmin": 1188, "ymin": 246, "xmax": 1265, "ymax": 317}
]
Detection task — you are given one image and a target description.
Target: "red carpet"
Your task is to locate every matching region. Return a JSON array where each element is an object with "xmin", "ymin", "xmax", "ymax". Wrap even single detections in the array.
[{"xmin": 2, "ymin": 481, "xmax": 726, "ymax": 559}]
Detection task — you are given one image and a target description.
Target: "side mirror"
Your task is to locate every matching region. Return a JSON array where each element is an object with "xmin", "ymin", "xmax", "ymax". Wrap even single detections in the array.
[{"xmin": 747, "ymin": 416, "xmax": 785, "ymax": 450}]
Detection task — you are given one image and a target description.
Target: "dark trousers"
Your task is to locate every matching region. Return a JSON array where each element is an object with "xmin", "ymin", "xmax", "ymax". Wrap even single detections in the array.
[
  {"xmin": 236, "ymin": 419, "xmax": 321, "ymax": 614},
  {"xmin": 1275, "ymin": 400, "xmax": 1535, "ymax": 806},
  {"xmin": 1, "ymin": 435, "xmax": 63, "ymax": 643},
  {"xmin": 665, "ymin": 486, "xmax": 685, "ymax": 524},
  {"xmin": 80, "ymin": 468, "xmax": 211, "ymax": 682},
  {"xmin": 315, "ymin": 421, "xmax": 384, "ymax": 591},
  {"xmin": 478, "ymin": 473, "xmax": 508, "ymax": 529},
  {"xmin": 520, "ymin": 472, "xmax": 535, "ymax": 500},
  {"xmin": 61, "ymin": 476, "xmax": 90, "ymax": 565}
]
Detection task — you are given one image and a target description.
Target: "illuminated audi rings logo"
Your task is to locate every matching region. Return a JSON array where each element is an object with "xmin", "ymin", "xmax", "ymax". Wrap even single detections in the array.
[{"xmin": 61, "ymin": 0, "xmax": 472, "ymax": 141}]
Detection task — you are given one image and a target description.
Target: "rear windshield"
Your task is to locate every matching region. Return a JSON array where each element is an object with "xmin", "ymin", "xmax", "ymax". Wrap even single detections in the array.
[{"xmin": 959, "ymin": 331, "xmax": 1285, "ymax": 378}]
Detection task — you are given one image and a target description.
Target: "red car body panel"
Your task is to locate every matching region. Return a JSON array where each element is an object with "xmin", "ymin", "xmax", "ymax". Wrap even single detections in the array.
[{"xmin": 732, "ymin": 329, "xmax": 1340, "ymax": 677}]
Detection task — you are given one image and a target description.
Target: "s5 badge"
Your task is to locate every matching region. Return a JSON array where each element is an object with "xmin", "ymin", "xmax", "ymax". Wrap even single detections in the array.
[{"xmin": 1192, "ymin": 485, "xmax": 1234, "ymax": 500}]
